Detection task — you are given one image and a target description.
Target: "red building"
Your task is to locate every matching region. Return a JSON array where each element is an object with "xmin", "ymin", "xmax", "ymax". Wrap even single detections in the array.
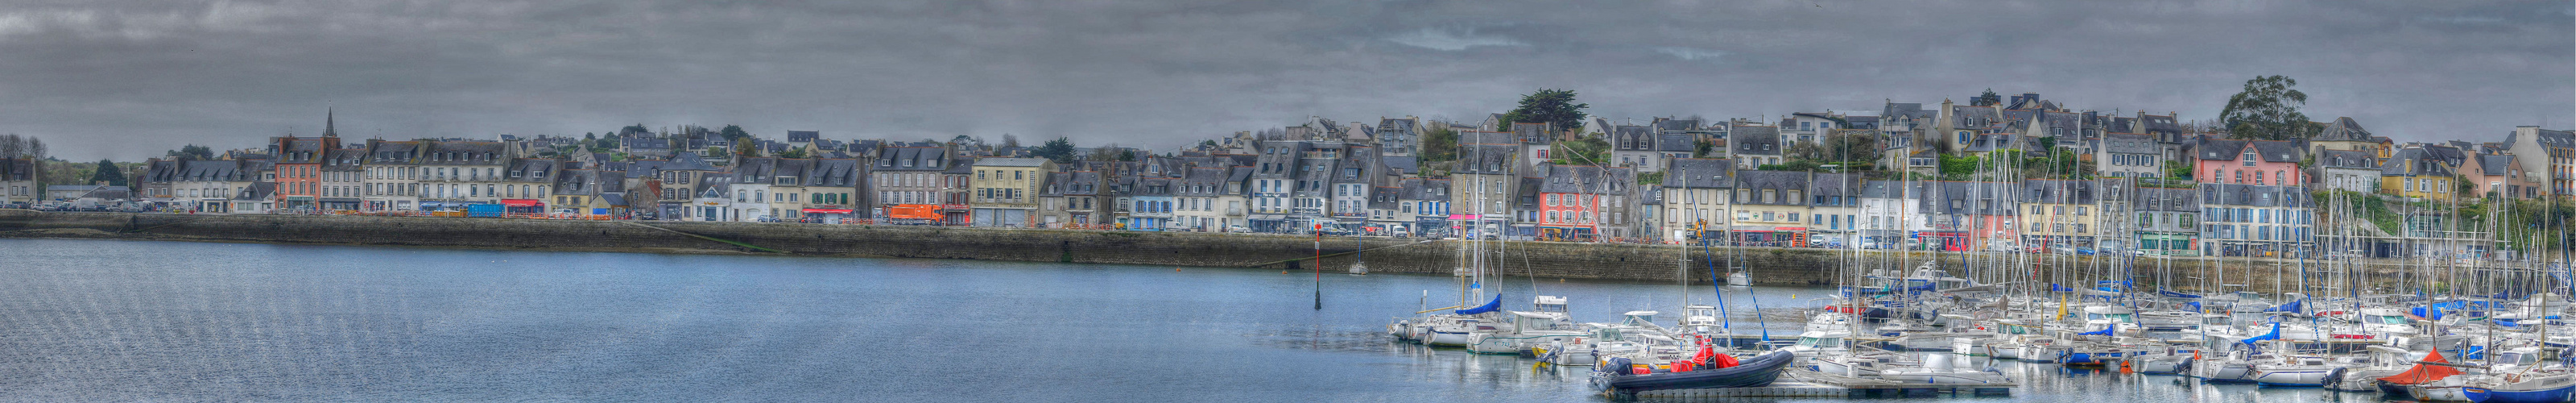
[{"xmin": 271, "ymin": 110, "xmax": 341, "ymax": 211}]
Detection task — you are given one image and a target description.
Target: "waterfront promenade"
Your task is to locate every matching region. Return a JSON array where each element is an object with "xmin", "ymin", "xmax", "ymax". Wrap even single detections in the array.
[{"xmin": 0, "ymin": 210, "xmax": 2454, "ymax": 293}]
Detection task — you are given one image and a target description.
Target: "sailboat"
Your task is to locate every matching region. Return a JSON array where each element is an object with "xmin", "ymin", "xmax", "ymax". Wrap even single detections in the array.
[{"xmin": 1347, "ymin": 229, "xmax": 1368, "ymax": 275}]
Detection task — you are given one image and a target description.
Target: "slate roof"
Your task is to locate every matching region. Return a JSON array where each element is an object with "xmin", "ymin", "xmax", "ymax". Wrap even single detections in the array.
[
  {"xmin": 2475, "ymin": 154, "xmax": 2516, "ymax": 177},
  {"xmin": 2316, "ymin": 150, "xmax": 2380, "ymax": 169},
  {"xmin": 1662, "ymin": 159, "xmax": 1735, "ymax": 189},
  {"xmin": 1400, "ymin": 178, "xmax": 1448, "ymax": 202},
  {"xmin": 2202, "ymin": 184, "xmax": 2310, "ymax": 207},
  {"xmin": 1730, "ymin": 127, "xmax": 1780, "ymax": 156},
  {"xmin": 1921, "ymin": 181, "xmax": 2020, "ymax": 215},
  {"xmin": 808, "ymin": 159, "xmax": 861, "ymax": 188},
  {"xmin": 978, "ymin": 157, "xmax": 1048, "ymax": 168},
  {"xmin": 1654, "ymin": 118, "xmax": 1701, "ymax": 132},
  {"xmin": 2195, "ymin": 139, "xmax": 2301, "ymax": 163},
  {"xmin": 1732, "ymin": 170, "xmax": 1810, "ymax": 206},
  {"xmin": 234, "ymin": 182, "xmax": 275, "ymax": 201},
  {"xmin": 2314, "ymin": 117, "xmax": 2374, "ymax": 142},
  {"xmin": 420, "ymin": 141, "xmax": 508, "ymax": 166},
  {"xmin": 1177, "ymin": 167, "xmax": 1230, "ymax": 197},
  {"xmin": 176, "ymin": 160, "xmax": 248, "ymax": 182},
  {"xmin": 873, "ymin": 147, "xmax": 949, "ymax": 172},
  {"xmin": 2021, "ymin": 179, "xmax": 2096, "ymax": 205},
  {"xmin": 320, "ymin": 149, "xmax": 363, "ymax": 172},
  {"xmin": 2101, "ymin": 133, "xmax": 2159, "ymax": 154},
  {"xmin": 1613, "ymin": 126, "xmax": 1655, "ymax": 151},
  {"xmin": 1656, "ymin": 134, "xmax": 1697, "ymax": 152},
  {"xmin": 2133, "ymin": 186, "xmax": 2200, "ymax": 212},
  {"xmin": 2382, "ymin": 147, "xmax": 2457, "ymax": 177},
  {"xmin": 505, "ymin": 158, "xmax": 559, "ymax": 183},
  {"xmin": 1455, "ymin": 144, "xmax": 1520, "ymax": 175}
]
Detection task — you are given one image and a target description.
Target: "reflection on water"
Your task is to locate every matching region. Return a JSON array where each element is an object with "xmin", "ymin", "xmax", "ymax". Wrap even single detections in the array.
[{"xmin": 0, "ymin": 239, "xmax": 2425, "ymax": 402}]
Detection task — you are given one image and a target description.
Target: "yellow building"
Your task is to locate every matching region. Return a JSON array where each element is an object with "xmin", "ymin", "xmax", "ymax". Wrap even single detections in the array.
[{"xmin": 2380, "ymin": 147, "xmax": 2457, "ymax": 202}]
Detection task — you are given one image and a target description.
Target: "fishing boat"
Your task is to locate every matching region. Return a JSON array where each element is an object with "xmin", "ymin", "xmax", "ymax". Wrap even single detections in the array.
[
  {"xmin": 1591, "ymin": 350, "xmax": 1796, "ymax": 399},
  {"xmin": 1725, "ymin": 271, "xmax": 1751, "ymax": 287}
]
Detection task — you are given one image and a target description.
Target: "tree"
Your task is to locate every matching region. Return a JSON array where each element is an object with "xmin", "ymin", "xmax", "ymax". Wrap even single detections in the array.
[
  {"xmin": 1118, "ymin": 149, "xmax": 1136, "ymax": 161},
  {"xmin": 89, "ymin": 159, "xmax": 126, "ymax": 186},
  {"xmin": 1089, "ymin": 143, "xmax": 1123, "ymax": 161},
  {"xmin": 1033, "ymin": 137, "xmax": 1078, "ymax": 163},
  {"xmin": 732, "ymin": 141, "xmax": 763, "ymax": 159},
  {"xmin": 0, "ymin": 134, "xmax": 23, "ymax": 161},
  {"xmin": 999, "ymin": 134, "xmax": 1022, "ymax": 149},
  {"xmin": 776, "ymin": 148, "xmax": 808, "ymax": 159},
  {"xmin": 2219, "ymin": 76, "xmax": 2313, "ymax": 140},
  {"xmin": 1498, "ymin": 89, "xmax": 1589, "ymax": 135},
  {"xmin": 1972, "ymin": 89, "xmax": 2001, "ymax": 106},
  {"xmin": 1420, "ymin": 126, "xmax": 1459, "ymax": 163},
  {"xmin": 165, "ymin": 144, "xmax": 214, "ymax": 160},
  {"xmin": 619, "ymin": 124, "xmax": 650, "ymax": 136},
  {"xmin": 718, "ymin": 125, "xmax": 750, "ymax": 143},
  {"xmin": 1548, "ymin": 137, "xmax": 1610, "ymax": 165}
]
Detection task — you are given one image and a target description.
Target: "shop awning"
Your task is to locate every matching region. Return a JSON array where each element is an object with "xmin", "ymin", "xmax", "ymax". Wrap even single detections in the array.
[
  {"xmin": 500, "ymin": 199, "xmax": 543, "ymax": 207},
  {"xmin": 802, "ymin": 209, "xmax": 853, "ymax": 214}
]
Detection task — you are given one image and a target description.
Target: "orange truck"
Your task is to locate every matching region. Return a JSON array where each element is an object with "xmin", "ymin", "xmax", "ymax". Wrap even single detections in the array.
[{"xmin": 886, "ymin": 205, "xmax": 943, "ymax": 221}]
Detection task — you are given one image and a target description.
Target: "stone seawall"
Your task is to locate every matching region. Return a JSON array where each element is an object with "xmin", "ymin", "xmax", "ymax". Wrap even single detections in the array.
[{"xmin": 0, "ymin": 210, "xmax": 2443, "ymax": 293}]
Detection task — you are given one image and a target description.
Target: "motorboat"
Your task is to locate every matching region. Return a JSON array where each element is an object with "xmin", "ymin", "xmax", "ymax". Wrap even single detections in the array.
[
  {"xmin": 2247, "ymin": 353, "xmax": 2362, "ymax": 387},
  {"xmin": 1726, "ymin": 272, "xmax": 1751, "ymax": 287},
  {"xmin": 1880, "ymin": 352, "xmax": 2012, "ymax": 384},
  {"xmin": 1465, "ymin": 310, "xmax": 1586, "ymax": 355},
  {"xmin": 2189, "ymin": 349, "xmax": 2264, "ymax": 383},
  {"xmin": 1591, "ymin": 350, "xmax": 1797, "ymax": 399},
  {"xmin": 2330, "ymin": 346, "xmax": 2425, "ymax": 394}
]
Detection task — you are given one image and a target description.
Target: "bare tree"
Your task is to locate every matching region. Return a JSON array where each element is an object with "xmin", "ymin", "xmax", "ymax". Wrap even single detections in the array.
[
  {"xmin": 0, "ymin": 134, "xmax": 22, "ymax": 160},
  {"xmin": 999, "ymin": 134, "xmax": 1022, "ymax": 149},
  {"xmin": 1088, "ymin": 143, "xmax": 1123, "ymax": 161}
]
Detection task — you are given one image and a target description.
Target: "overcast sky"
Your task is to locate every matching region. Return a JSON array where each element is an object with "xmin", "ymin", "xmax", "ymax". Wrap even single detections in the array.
[{"xmin": 3, "ymin": 0, "xmax": 2570, "ymax": 161}]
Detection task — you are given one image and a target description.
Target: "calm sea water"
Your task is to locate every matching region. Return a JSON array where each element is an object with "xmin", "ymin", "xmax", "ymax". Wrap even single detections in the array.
[{"xmin": 0, "ymin": 239, "xmax": 2398, "ymax": 402}]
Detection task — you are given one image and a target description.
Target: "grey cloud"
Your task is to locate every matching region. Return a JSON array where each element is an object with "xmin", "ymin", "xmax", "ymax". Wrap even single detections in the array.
[{"xmin": 0, "ymin": 0, "xmax": 2566, "ymax": 161}]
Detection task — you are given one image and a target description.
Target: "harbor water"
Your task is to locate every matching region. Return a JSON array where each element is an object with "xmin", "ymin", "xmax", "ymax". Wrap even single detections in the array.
[{"xmin": 0, "ymin": 239, "xmax": 2402, "ymax": 401}]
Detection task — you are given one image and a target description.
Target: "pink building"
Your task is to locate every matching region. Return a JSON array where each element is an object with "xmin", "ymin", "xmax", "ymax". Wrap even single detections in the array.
[{"xmin": 2194, "ymin": 139, "xmax": 2307, "ymax": 186}]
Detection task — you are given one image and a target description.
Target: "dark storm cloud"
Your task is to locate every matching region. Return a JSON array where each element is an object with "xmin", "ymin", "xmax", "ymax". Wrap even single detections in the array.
[{"xmin": 1, "ymin": 0, "xmax": 2566, "ymax": 160}]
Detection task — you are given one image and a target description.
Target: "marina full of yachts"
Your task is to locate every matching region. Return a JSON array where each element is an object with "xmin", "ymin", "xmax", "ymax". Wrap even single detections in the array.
[{"xmin": 1383, "ymin": 247, "xmax": 2576, "ymax": 401}]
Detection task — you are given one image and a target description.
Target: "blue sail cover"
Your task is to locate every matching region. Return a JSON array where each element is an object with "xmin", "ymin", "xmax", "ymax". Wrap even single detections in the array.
[
  {"xmin": 2158, "ymin": 289, "xmax": 2202, "ymax": 299},
  {"xmin": 2239, "ymin": 323, "xmax": 2282, "ymax": 352},
  {"xmin": 2262, "ymin": 298, "xmax": 2305, "ymax": 314},
  {"xmin": 1455, "ymin": 294, "xmax": 1502, "ymax": 315},
  {"xmin": 2049, "ymin": 284, "xmax": 2074, "ymax": 293},
  {"xmin": 2078, "ymin": 328, "xmax": 2115, "ymax": 336},
  {"xmin": 2097, "ymin": 280, "xmax": 2133, "ymax": 289}
]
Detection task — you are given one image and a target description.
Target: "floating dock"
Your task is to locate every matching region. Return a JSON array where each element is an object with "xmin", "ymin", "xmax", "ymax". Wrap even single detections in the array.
[
  {"xmin": 1792, "ymin": 369, "xmax": 2016, "ymax": 398},
  {"xmin": 1631, "ymin": 380, "xmax": 1843, "ymax": 398},
  {"xmin": 1618, "ymin": 369, "xmax": 2016, "ymax": 400}
]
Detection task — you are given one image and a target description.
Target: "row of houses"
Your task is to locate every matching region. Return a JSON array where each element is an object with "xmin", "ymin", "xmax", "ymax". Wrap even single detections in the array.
[{"xmin": 62, "ymin": 93, "xmax": 2574, "ymax": 259}]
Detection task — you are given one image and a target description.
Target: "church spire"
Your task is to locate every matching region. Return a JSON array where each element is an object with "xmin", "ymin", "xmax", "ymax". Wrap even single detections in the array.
[{"xmin": 323, "ymin": 108, "xmax": 338, "ymax": 138}]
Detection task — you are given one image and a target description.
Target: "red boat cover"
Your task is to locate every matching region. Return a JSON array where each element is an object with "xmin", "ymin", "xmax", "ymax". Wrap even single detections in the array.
[
  {"xmin": 1706, "ymin": 353, "xmax": 1740, "ymax": 369},
  {"xmin": 2379, "ymin": 350, "xmax": 2464, "ymax": 385}
]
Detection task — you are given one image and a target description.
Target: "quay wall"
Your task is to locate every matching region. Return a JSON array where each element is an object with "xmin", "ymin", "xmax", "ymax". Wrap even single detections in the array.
[{"xmin": 0, "ymin": 210, "xmax": 2457, "ymax": 293}]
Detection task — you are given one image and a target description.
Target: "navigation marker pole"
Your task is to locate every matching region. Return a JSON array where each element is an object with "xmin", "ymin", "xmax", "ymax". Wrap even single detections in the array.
[{"xmin": 1315, "ymin": 222, "xmax": 1324, "ymax": 310}]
